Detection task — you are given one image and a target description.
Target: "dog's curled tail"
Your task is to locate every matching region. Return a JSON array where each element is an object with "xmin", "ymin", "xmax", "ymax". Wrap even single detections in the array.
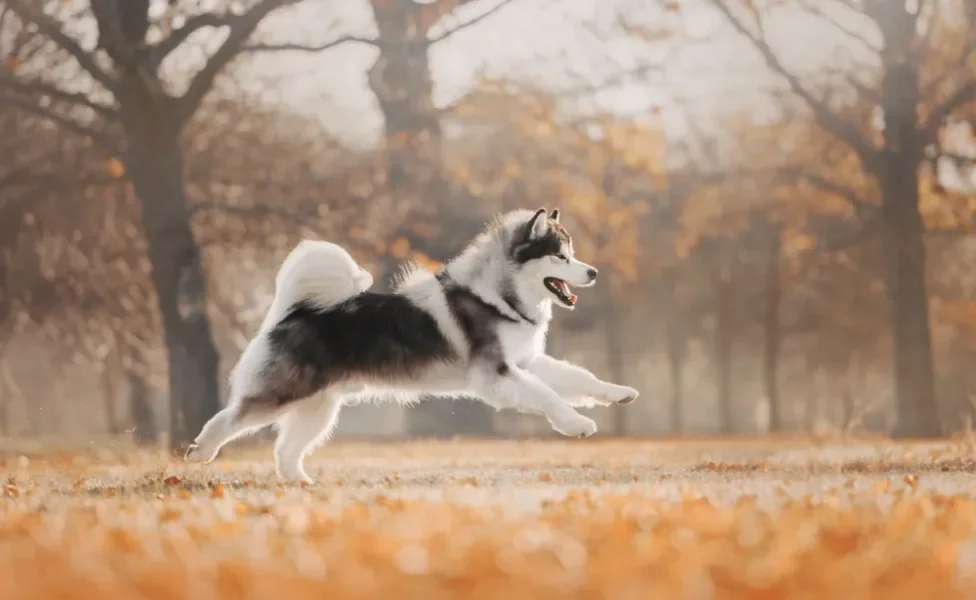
[
  {"xmin": 257, "ymin": 239, "xmax": 373, "ymax": 334},
  {"xmin": 228, "ymin": 240, "xmax": 372, "ymax": 404}
]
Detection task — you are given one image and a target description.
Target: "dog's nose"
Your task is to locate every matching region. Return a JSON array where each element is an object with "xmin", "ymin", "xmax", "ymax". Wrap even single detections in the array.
[{"xmin": 587, "ymin": 267, "xmax": 598, "ymax": 282}]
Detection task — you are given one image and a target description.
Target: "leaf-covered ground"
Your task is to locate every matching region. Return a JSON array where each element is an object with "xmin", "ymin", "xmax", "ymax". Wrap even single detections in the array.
[{"xmin": 3, "ymin": 437, "xmax": 976, "ymax": 599}]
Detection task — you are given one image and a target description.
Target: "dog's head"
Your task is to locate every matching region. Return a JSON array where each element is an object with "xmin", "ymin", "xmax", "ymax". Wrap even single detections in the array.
[{"xmin": 509, "ymin": 208, "xmax": 597, "ymax": 309}]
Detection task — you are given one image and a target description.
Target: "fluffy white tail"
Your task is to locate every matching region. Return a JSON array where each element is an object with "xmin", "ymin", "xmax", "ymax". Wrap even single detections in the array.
[
  {"xmin": 231, "ymin": 240, "xmax": 372, "ymax": 402},
  {"xmin": 257, "ymin": 240, "xmax": 373, "ymax": 334}
]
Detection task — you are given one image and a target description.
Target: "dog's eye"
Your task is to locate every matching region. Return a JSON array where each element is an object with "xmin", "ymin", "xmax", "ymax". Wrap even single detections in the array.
[{"xmin": 555, "ymin": 253, "xmax": 567, "ymax": 261}]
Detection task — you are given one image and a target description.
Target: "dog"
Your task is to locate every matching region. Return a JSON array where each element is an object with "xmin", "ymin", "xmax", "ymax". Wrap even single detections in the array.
[{"xmin": 185, "ymin": 208, "xmax": 639, "ymax": 483}]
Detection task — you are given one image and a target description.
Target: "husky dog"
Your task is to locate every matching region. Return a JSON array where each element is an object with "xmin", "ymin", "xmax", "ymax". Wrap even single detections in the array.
[{"xmin": 186, "ymin": 208, "xmax": 639, "ymax": 483}]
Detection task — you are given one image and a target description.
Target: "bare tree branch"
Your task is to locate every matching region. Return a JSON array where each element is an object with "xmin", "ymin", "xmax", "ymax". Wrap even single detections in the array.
[
  {"xmin": 190, "ymin": 200, "xmax": 322, "ymax": 223},
  {"xmin": 241, "ymin": 34, "xmax": 380, "ymax": 53},
  {"xmin": 0, "ymin": 161, "xmax": 103, "ymax": 190},
  {"xmin": 149, "ymin": 12, "xmax": 236, "ymax": 68},
  {"xmin": 818, "ymin": 68, "xmax": 881, "ymax": 104},
  {"xmin": 428, "ymin": 0, "xmax": 517, "ymax": 44},
  {"xmin": 4, "ymin": 0, "xmax": 116, "ymax": 92},
  {"xmin": 776, "ymin": 167, "xmax": 873, "ymax": 220},
  {"xmin": 796, "ymin": 0, "xmax": 880, "ymax": 54},
  {"xmin": 0, "ymin": 74, "xmax": 118, "ymax": 119},
  {"xmin": 175, "ymin": 0, "xmax": 299, "ymax": 125},
  {"xmin": 0, "ymin": 94, "xmax": 118, "ymax": 152},
  {"xmin": 708, "ymin": 0, "xmax": 882, "ymax": 174},
  {"xmin": 554, "ymin": 64, "xmax": 663, "ymax": 100}
]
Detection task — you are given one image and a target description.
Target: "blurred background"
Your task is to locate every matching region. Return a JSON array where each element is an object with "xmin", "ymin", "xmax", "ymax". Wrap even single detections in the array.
[{"xmin": 0, "ymin": 0, "xmax": 974, "ymax": 450}]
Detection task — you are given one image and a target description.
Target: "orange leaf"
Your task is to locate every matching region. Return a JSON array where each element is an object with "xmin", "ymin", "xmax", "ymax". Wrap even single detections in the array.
[
  {"xmin": 106, "ymin": 157, "xmax": 126, "ymax": 178},
  {"xmin": 389, "ymin": 237, "xmax": 411, "ymax": 261},
  {"xmin": 211, "ymin": 483, "xmax": 226, "ymax": 499}
]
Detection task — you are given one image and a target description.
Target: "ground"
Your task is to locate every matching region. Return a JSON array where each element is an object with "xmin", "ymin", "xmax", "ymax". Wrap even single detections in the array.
[{"xmin": 2, "ymin": 436, "xmax": 976, "ymax": 599}]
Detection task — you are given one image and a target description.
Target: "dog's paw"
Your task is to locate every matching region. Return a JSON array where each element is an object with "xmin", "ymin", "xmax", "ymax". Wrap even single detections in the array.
[
  {"xmin": 600, "ymin": 384, "xmax": 639, "ymax": 405},
  {"xmin": 551, "ymin": 414, "xmax": 598, "ymax": 438},
  {"xmin": 184, "ymin": 443, "xmax": 216, "ymax": 463},
  {"xmin": 275, "ymin": 460, "xmax": 315, "ymax": 485}
]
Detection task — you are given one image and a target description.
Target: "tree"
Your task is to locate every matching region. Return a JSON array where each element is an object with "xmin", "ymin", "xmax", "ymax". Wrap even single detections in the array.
[
  {"xmin": 706, "ymin": 0, "xmax": 976, "ymax": 438},
  {"xmin": 1, "ymin": 0, "xmax": 308, "ymax": 450},
  {"xmin": 365, "ymin": 0, "xmax": 517, "ymax": 436}
]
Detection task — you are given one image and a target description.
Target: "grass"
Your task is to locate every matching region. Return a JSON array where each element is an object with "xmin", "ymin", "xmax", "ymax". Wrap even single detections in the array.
[{"xmin": 2, "ymin": 436, "xmax": 976, "ymax": 599}]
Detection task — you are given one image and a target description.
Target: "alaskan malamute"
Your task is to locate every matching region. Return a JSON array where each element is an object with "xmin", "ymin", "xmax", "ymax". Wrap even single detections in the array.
[{"xmin": 186, "ymin": 208, "xmax": 639, "ymax": 482}]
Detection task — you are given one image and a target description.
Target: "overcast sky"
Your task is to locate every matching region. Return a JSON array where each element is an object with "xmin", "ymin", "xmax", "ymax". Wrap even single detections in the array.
[{"xmin": 223, "ymin": 0, "xmax": 860, "ymax": 148}]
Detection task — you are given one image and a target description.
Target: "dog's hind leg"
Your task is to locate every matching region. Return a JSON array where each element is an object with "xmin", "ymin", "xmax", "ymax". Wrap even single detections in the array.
[
  {"xmin": 185, "ymin": 400, "xmax": 280, "ymax": 463},
  {"xmin": 273, "ymin": 392, "xmax": 343, "ymax": 484}
]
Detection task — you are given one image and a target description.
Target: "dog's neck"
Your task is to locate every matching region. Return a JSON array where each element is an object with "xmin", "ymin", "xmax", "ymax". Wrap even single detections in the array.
[
  {"xmin": 507, "ymin": 277, "xmax": 552, "ymax": 325},
  {"xmin": 443, "ymin": 244, "xmax": 551, "ymax": 327}
]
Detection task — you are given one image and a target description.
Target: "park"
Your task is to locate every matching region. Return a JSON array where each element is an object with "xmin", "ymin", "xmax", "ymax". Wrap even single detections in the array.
[{"xmin": 2, "ymin": 1, "xmax": 976, "ymax": 598}]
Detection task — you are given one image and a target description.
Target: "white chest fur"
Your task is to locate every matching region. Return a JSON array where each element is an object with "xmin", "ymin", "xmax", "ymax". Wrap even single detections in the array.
[{"xmin": 498, "ymin": 318, "xmax": 549, "ymax": 367}]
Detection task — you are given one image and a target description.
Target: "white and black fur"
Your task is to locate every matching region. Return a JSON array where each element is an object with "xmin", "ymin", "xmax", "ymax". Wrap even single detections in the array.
[{"xmin": 186, "ymin": 208, "xmax": 639, "ymax": 483}]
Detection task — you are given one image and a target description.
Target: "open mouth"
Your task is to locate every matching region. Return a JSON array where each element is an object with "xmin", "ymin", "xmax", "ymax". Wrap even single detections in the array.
[{"xmin": 544, "ymin": 277, "xmax": 577, "ymax": 307}]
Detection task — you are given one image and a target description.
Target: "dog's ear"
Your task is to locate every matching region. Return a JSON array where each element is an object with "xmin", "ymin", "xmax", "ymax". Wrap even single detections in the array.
[
  {"xmin": 549, "ymin": 208, "xmax": 560, "ymax": 222},
  {"xmin": 528, "ymin": 208, "xmax": 548, "ymax": 239}
]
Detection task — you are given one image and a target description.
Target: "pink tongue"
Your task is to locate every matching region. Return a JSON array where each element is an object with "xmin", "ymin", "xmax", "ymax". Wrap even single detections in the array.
[{"xmin": 556, "ymin": 281, "xmax": 576, "ymax": 304}]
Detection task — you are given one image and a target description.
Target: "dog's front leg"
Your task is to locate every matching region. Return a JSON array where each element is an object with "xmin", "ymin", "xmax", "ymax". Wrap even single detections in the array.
[
  {"xmin": 528, "ymin": 354, "xmax": 639, "ymax": 407},
  {"xmin": 477, "ymin": 366, "xmax": 597, "ymax": 438}
]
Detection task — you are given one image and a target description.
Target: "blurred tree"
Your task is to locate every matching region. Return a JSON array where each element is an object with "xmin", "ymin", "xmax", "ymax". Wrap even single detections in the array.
[
  {"xmin": 365, "ymin": 0, "xmax": 516, "ymax": 436},
  {"xmin": 707, "ymin": 0, "xmax": 976, "ymax": 437},
  {"xmin": 0, "ymin": 0, "xmax": 309, "ymax": 450}
]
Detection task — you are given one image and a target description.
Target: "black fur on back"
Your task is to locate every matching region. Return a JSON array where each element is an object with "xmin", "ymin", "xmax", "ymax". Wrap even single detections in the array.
[{"xmin": 258, "ymin": 293, "xmax": 457, "ymax": 407}]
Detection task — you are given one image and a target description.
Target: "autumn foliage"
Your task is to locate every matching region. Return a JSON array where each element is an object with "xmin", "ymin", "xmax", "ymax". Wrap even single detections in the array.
[
  {"xmin": 1, "ymin": 0, "xmax": 976, "ymax": 441},
  {"xmin": 4, "ymin": 439, "xmax": 976, "ymax": 599}
]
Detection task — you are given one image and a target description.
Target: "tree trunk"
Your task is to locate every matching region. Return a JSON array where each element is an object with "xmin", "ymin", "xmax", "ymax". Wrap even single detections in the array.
[
  {"xmin": 667, "ymin": 330, "xmax": 685, "ymax": 435},
  {"xmin": 126, "ymin": 368, "xmax": 158, "ymax": 446},
  {"xmin": 663, "ymin": 268, "xmax": 686, "ymax": 435},
  {"xmin": 803, "ymin": 357, "xmax": 820, "ymax": 432},
  {"xmin": 602, "ymin": 285, "xmax": 627, "ymax": 436},
  {"xmin": 714, "ymin": 267, "xmax": 735, "ymax": 434},
  {"xmin": 806, "ymin": 389, "xmax": 819, "ymax": 433},
  {"xmin": 368, "ymin": 0, "xmax": 446, "ymax": 266},
  {"xmin": 872, "ymin": 2, "xmax": 940, "ymax": 438},
  {"xmin": 101, "ymin": 345, "xmax": 123, "ymax": 435},
  {"xmin": 101, "ymin": 363, "xmax": 121, "ymax": 436},
  {"xmin": 0, "ymin": 373, "xmax": 7, "ymax": 438},
  {"xmin": 125, "ymin": 126, "xmax": 221, "ymax": 452},
  {"xmin": 367, "ymin": 0, "xmax": 494, "ymax": 438},
  {"xmin": 881, "ymin": 166, "xmax": 941, "ymax": 438},
  {"xmin": 0, "ymin": 345, "xmax": 12, "ymax": 436},
  {"xmin": 763, "ymin": 230, "xmax": 783, "ymax": 432},
  {"xmin": 715, "ymin": 332, "xmax": 733, "ymax": 434}
]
